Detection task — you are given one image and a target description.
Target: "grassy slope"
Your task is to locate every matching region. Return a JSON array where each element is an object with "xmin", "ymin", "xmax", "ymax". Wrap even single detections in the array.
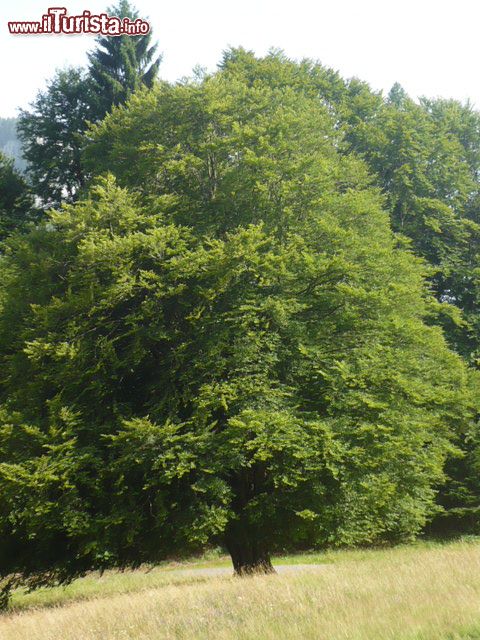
[{"xmin": 2, "ymin": 540, "xmax": 480, "ymax": 639}]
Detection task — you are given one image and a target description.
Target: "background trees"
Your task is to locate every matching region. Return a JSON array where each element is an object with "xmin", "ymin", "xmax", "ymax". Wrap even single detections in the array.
[
  {"xmin": 88, "ymin": 0, "xmax": 162, "ymax": 119},
  {"xmin": 17, "ymin": 68, "xmax": 96, "ymax": 207},
  {"xmin": 17, "ymin": 0, "xmax": 161, "ymax": 208},
  {"xmin": 0, "ymin": 152, "xmax": 33, "ymax": 241},
  {"xmin": 0, "ymin": 118, "xmax": 25, "ymax": 171}
]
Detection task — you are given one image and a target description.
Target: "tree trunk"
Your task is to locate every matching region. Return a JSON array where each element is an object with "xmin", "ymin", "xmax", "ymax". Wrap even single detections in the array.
[
  {"xmin": 223, "ymin": 465, "xmax": 276, "ymax": 575},
  {"xmin": 225, "ymin": 526, "xmax": 275, "ymax": 576}
]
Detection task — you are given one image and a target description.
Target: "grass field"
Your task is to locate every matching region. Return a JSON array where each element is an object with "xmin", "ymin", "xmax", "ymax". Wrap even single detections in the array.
[{"xmin": 2, "ymin": 540, "xmax": 480, "ymax": 639}]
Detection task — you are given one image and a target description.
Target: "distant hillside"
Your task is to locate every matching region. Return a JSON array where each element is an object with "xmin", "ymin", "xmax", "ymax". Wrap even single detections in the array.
[{"xmin": 0, "ymin": 117, "xmax": 26, "ymax": 172}]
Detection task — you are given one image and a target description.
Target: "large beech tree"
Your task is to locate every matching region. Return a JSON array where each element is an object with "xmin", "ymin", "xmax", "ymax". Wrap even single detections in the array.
[{"xmin": 0, "ymin": 62, "xmax": 476, "ymax": 603}]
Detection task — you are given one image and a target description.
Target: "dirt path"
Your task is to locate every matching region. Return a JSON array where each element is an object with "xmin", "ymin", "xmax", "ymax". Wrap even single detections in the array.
[{"xmin": 167, "ymin": 563, "xmax": 326, "ymax": 577}]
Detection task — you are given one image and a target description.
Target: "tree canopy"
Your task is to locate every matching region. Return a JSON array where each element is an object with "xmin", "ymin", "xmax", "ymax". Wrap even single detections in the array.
[
  {"xmin": 0, "ymin": 152, "xmax": 34, "ymax": 241},
  {"xmin": 0, "ymin": 63, "xmax": 476, "ymax": 603},
  {"xmin": 17, "ymin": 0, "xmax": 161, "ymax": 208},
  {"xmin": 17, "ymin": 68, "xmax": 96, "ymax": 207},
  {"xmin": 88, "ymin": 0, "xmax": 162, "ymax": 119}
]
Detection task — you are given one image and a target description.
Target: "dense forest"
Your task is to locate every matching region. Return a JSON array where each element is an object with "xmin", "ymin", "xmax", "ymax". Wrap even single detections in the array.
[
  {"xmin": 0, "ymin": 118, "xmax": 25, "ymax": 172},
  {"xmin": 1, "ymin": 0, "xmax": 480, "ymax": 605}
]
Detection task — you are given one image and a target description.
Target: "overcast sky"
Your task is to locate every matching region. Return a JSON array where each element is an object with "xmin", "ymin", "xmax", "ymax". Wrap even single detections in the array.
[{"xmin": 0, "ymin": 0, "xmax": 479, "ymax": 117}]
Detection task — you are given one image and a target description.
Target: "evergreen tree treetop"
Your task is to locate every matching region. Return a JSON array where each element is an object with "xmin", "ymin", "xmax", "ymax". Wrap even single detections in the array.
[{"xmin": 88, "ymin": 0, "xmax": 162, "ymax": 119}]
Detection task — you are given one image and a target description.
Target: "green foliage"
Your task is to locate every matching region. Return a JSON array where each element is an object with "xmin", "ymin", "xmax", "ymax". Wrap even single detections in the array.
[
  {"xmin": 17, "ymin": 1, "xmax": 160, "ymax": 208},
  {"xmin": 197, "ymin": 51, "xmax": 480, "ymax": 366},
  {"xmin": 120, "ymin": 49, "xmax": 480, "ymax": 535},
  {"xmin": 0, "ymin": 152, "xmax": 34, "ymax": 241},
  {"xmin": 0, "ymin": 61, "xmax": 475, "ymax": 600},
  {"xmin": 17, "ymin": 68, "xmax": 96, "ymax": 207},
  {"xmin": 339, "ymin": 81, "xmax": 480, "ymax": 531},
  {"xmin": 334, "ymin": 84, "xmax": 480, "ymax": 362},
  {"xmin": 88, "ymin": 0, "xmax": 162, "ymax": 119}
]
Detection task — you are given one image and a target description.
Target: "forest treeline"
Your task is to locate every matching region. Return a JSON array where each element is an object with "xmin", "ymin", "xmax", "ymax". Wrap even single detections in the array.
[
  {"xmin": 1, "ymin": 0, "xmax": 480, "ymax": 604},
  {"xmin": 0, "ymin": 118, "xmax": 25, "ymax": 172}
]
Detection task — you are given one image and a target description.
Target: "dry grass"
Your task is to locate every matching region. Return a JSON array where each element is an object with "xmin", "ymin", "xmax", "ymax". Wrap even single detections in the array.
[{"xmin": 2, "ymin": 541, "xmax": 480, "ymax": 639}]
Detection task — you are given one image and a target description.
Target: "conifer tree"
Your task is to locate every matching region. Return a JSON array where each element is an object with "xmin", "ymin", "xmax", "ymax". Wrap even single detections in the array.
[
  {"xmin": 88, "ymin": 0, "xmax": 162, "ymax": 119},
  {"xmin": 17, "ymin": 1, "xmax": 161, "ymax": 207}
]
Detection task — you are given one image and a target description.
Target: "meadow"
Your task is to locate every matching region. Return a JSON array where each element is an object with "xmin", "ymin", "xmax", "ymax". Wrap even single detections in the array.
[{"xmin": 2, "ymin": 539, "xmax": 480, "ymax": 640}]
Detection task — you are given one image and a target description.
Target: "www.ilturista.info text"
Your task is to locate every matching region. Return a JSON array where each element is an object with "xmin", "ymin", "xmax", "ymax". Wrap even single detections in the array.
[{"xmin": 8, "ymin": 7, "xmax": 150, "ymax": 35}]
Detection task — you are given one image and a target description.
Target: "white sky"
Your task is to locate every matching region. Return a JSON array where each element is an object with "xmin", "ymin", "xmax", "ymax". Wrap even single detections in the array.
[{"xmin": 0, "ymin": 0, "xmax": 479, "ymax": 117}]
